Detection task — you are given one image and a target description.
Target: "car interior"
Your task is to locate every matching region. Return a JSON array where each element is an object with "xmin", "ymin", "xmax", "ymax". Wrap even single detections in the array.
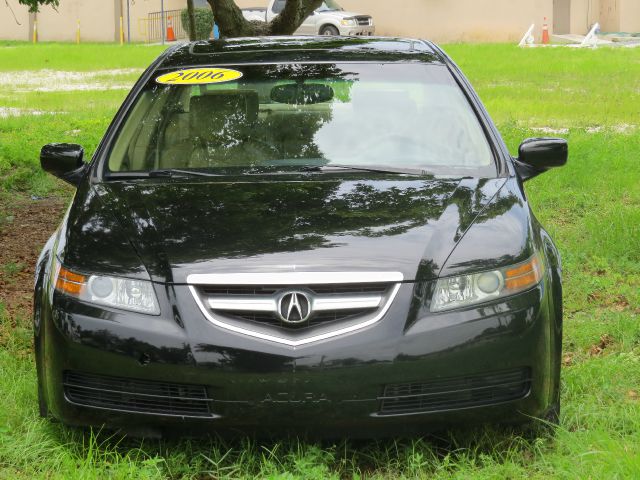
[{"xmin": 107, "ymin": 76, "xmax": 494, "ymax": 172}]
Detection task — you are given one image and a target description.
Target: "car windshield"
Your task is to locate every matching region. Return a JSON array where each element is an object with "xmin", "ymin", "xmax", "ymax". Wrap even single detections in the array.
[
  {"xmin": 316, "ymin": 0, "xmax": 343, "ymax": 12},
  {"xmin": 106, "ymin": 63, "xmax": 495, "ymax": 177}
]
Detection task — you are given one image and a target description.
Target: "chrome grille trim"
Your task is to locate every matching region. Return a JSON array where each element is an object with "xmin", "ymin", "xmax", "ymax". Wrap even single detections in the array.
[
  {"xmin": 186, "ymin": 271, "xmax": 403, "ymax": 286},
  {"xmin": 188, "ymin": 273, "xmax": 403, "ymax": 348},
  {"xmin": 313, "ymin": 295, "xmax": 382, "ymax": 311},
  {"xmin": 208, "ymin": 294, "xmax": 382, "ymax": 313},
  {"xmin": 208, "ymin": 297, "xmax": 276, "ymax": 312}
]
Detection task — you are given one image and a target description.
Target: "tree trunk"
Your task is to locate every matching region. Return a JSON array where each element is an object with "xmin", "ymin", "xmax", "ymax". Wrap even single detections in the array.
[
  {"xmin": 270, "ymin": 0, "xmax": 323, "ymax": 35},
  {"xmin": 206, "ymin": 0, "xmax": 323, "ymax": 38},
  {"xmin": 186, "ymin": 0, "xmax": 197, "ymax": 41}
]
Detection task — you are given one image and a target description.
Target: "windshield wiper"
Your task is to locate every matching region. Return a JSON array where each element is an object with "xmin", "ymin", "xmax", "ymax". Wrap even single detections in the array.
[
  {"xmin": 148, "ymin": 168, "xmax": 222, "ymax": 178},
  {"xmin": 107, "ymin": 169, "xmax": 222, "ymax": 179},
  {"xmin": 300, "ymin": 164, "xmax": 429, "ymax": 176}
]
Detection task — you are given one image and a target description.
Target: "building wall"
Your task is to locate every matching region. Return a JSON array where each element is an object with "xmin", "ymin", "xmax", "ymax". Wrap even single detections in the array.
[
  {"xmin": 554, "ymin": 0, "xmax": 572, "ymax": 34},
  {"xmin": 619, "ymin": 0, "xmax": 640, "ymax": 32},
  {"xmin": 0, "ymin": 2, "xmax": 32, "ymax": 41},
  {"xmin": 234, "ymin": 0, "xmax": 555, "ymax": 42},
  {"xmin": 0, "ymin": 0, "xmax": 186, "ymax": 43},
  {"xmin": 569, "ymin": 0, "xmax": 601, "ymax": 34},
  {"xmin": 562, "ymin": 0, "xmax": 640, "ymax": 35},
  {"xmin": 35, "ymin": 0, "xmax": 118, "ymax": 42},
  {"xmin": 599, "ymin": 0, "xmax": 620, "ymax": 31},
  {"xmin": 0, "ymin": 0, "xmax": 638, "ymax": 43}
]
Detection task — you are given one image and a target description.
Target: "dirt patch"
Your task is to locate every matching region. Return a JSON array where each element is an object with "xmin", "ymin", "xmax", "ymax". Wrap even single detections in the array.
[
  {"xmin": 586, "ymin": 291, "xmax": 630, "ymax": 311},
  {"xmin": 562, "ymin": 352, "xmax": 575, "ymax": 366},
  {"xmin": 0, "ymin": 196, "xmax": 66, "ymax": 326},
  {"xmin": 588, "ymin": 334, "xmax": 614, "ymax": 356}
]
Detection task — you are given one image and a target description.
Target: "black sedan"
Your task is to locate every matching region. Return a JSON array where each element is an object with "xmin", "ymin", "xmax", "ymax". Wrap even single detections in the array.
[{"xmin": 34, "ymin": 37, "xmax": 566, "ymax": 437}]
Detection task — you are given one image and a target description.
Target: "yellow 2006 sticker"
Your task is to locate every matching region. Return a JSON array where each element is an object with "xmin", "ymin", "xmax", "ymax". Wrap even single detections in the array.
[{"xmin": 155, "ymin": 67, "xmax": 243, "ymax": 85}]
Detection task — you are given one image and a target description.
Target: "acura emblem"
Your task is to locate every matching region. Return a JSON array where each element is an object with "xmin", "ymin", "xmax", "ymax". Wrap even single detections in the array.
[{"xmin": 277, "ymin": 291, "xmax": 312, "ymax": 324}]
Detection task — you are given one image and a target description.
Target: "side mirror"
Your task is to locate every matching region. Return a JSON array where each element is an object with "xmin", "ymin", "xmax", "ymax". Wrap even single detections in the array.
[
  {"xmin": 515, "ymin": 137, "xmax": 567, "ymax": 181},
  {"xmin": 40, "ymin": 143, "xmax": 86, "ymax": 185}
]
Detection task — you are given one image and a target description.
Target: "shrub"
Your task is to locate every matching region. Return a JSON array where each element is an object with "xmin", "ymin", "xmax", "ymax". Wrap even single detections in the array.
[{"xmin": 180, "ymin": 8, "xmax": 214, "ymax": 40}]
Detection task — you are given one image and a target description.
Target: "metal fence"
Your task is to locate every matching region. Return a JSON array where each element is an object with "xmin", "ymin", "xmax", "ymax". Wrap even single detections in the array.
[{"xmin": 143, "ymin": 9, "xmax": 187, "ymax": 43}]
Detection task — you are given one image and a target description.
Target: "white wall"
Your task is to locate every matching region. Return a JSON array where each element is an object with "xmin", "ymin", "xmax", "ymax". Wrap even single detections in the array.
[
  {"xmin": 35, "ymin": 1, "xmax": 117, "ymax": 42},
  {"xmin": 0, "ymin": 2, "xmax": 30, "ymax": 41},
  {"xmin": 1, "ymin": 0, "xmax": 637, "ymax": 43},
  {"xmin": 619, "ymin": 0, "xmax": 640, "ymax": 32},
  {"xmin": 234, "ymin": 0, "xmax": 555, "ymax": 42},
  {"xmin": 569, "ymin": 0, "xmax": 601, "ymax": 34}
]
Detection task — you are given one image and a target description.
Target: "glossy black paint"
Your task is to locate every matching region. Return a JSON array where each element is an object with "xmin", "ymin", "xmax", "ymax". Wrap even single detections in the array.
[
  {"xmin": 40, "ymin": 143, "xmax": 87, "ymax": 185},
  {"xmin": 515, "ymin": 137, "xmax": 569, "ymax": 181},
  {"xmin": 34, "ymin": 37, "xmax": 564, "ymax": 437},
  {"xmin": 59, "ymin": 176, "xmax": 507, "ymax": 284},
  {"xmin": 163, "ymin": 37, "xmax": 441, "ymax": 70}
]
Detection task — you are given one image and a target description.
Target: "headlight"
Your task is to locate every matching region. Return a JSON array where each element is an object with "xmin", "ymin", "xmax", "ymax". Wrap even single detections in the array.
[
  {"xmin": 340, "ymin": 18, "xmax": 357, "ymax": 26},
  {"xmin": 431, "ymin": 254, "xmax": 543, "ymax": 312},
  {"xmin": 55, "ymin": 265, "xmax": 160, "ymax": 315}
]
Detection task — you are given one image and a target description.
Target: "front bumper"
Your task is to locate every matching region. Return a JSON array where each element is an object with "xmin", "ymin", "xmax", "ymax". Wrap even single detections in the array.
[
  {"xmin": 340, "ymin": 25, "xmax": 375, "ymax": 36},
  {"xmin": 41, "ymin": 283, "xmax": 555, "ymax": 436}
]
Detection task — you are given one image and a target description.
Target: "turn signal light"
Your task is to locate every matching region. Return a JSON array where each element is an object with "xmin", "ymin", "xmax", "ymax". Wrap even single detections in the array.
[
  {"xmin": 55, "ymin": 266, "xmax": 87, "ymax": 296},
  {"xmin": 505, "ymin": 257, "xmax": 542, "ymax": 291}
]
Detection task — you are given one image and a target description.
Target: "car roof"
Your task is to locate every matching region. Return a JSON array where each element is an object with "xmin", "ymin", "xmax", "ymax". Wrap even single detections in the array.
[{"xmin": 156, "ymin": 36, "xmax": 446, "ymax": 71}]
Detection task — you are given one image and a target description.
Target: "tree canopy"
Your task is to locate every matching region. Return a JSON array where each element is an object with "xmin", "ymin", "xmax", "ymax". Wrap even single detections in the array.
[{"xmin": 17, "ymin": 0, "xmax": 58, "ymax": 13}]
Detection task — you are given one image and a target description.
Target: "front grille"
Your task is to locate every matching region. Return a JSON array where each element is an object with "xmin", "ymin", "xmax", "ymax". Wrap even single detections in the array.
[
  {"xmin": 196, "ymin": 283, "xmax": 392, "ymax": 330},
  {"xmin": 355, "ymin": 15, "xmax": 372, "ymax": 26},
  {"xmin": 202, "ymin": 286, "xmax": 280, "ymax": 296},
  {"xmin": 201, "ymin": 284, "xmax": 387, "ymax": 296},
  {"xmin": 378, "ymin": 368, "xmax": 531, "ymax": 416},
  {"xmin": 225, "ymin": 307, "xmax": 377, "ymax": 328},
  {"xmin": 63, "ymin": 371, "xmax": 214, "ymax": 417}
]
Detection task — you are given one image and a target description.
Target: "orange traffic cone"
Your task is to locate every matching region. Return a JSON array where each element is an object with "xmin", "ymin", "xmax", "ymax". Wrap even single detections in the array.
[
  {"xmin": 166, "ymin": 16, "xmax": 176, "ymax": 42},
  {"xmin": 542, "ymin": 17, "xmax": 550, "ymax": 44}
]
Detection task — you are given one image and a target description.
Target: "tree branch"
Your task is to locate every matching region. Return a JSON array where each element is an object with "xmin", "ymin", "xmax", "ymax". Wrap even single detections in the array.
[
  {"xmin": 270, "ymin": 0, "xmax": 322, "ymax": 35},
  {"xmin": 206, "ymin": 0, "xmax": 257, "ymax": 37},
  {"xmin": 207, "ymin": 0, "xmax": 324, "ymax": 38},
  {"xmin": 5, "ymin": 0, "xmax": 22, "ymax": 25}
]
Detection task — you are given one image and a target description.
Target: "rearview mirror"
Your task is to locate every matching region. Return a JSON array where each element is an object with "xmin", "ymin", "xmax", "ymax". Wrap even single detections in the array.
[
  {"xmin": 270, "ymin": 83, "xmax": 334, "ymax": 105},
  {"xmin": 515, "ymin": 138, "xmax": 567, "ymax": 181},
  {"xmin": 40, "ymin": 143, "xmax": 86, "ymax": 185}
]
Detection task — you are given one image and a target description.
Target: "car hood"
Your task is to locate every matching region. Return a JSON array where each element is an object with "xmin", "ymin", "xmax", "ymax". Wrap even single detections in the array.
[
  {"xmin": 319, "ymin": 10, "xmax": 369, "ymax": 19},
  {"xmin": 80, "ymin": 176, "xmax": 506, "ymax": 284}
]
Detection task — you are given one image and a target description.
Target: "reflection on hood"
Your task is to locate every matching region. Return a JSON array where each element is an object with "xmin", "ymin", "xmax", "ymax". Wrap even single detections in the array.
[{"xmin": 56, "ymin": 176, "xmax": 514, "ymax": 283}]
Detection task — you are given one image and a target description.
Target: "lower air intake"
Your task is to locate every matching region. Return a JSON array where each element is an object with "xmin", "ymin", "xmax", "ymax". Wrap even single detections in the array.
[
  {"xmin": 378, "ymin": 368, "xmax": 531, "ymax": 416},
  {"xmin": 63, "ymin": 371, "xmax": 214, "ymax": 418}
]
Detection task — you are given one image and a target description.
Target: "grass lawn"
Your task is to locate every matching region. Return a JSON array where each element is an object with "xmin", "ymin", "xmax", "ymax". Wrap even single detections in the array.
[{"xmin": 0, "ymin": 42, "xmax": 639, "ymax": 479}]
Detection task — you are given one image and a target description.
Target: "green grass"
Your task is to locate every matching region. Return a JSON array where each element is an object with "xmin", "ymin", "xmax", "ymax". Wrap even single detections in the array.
[
  {"xmin": 1, "ymin": 42, "xmax": 639, "ymax": 479},
  {"xmin": 0, "ymin": 42, "xmax": 166, "ymax": 71},
  {"xmin": 0, "ymin": 43, "xmax": 165, "ymax": 196}
]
